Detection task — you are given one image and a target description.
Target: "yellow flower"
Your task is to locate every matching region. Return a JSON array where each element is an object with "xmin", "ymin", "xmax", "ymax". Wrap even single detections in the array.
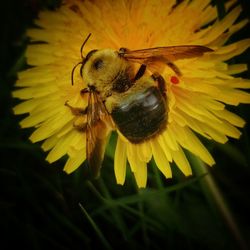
[{"xmin": 13, "ymin": 0, "xmax": 250, "ymax": 187}]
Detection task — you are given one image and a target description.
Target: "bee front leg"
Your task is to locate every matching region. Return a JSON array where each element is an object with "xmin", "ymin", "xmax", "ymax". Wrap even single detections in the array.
[
  {"xmin": 73, "ymin": 122, "xmax": 87, "ymax": 132},
  {"xmin": 65, "ymin": 88, "xmax": 89, "ymax": 132},
  {"xmin": 64, "ymin": 87, "xmax": 89, "ymax": 115},
  {"xmin": 151, "ymin": 72, "xmax": 167, "ymax": 97},
  {"xmin": 65, "ymin": 101, "xmax": 88, "ymax": 132},
  {"xmin": 65, "ymin": 101, "xmax": 87, "ymax": 116}
]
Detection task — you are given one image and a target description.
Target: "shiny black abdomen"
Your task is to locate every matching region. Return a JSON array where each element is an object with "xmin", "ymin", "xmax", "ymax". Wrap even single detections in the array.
[{"xmin": 111, "ymin": 86, "xmax": 167, "ymax": 143}]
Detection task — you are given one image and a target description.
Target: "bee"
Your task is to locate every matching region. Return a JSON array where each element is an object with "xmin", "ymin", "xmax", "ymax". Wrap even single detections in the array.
[{"xmin": 66, "ymin": 34, "xmax": 213, "ymax": 177}]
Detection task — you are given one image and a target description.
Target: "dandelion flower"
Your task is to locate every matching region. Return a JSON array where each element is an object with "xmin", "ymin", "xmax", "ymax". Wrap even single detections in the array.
[{"xmin": 13, "ymin": 0, "xmax": 250, "ymax": 187}]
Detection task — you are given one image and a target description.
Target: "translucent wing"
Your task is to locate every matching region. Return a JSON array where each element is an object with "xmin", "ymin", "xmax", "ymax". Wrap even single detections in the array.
[
  {"xmin": 119, "ymin": 45, "xmax": 213, "ymax": 75},
  {"xmin": 120, "ymin": 45, "xmax": 213, "ymax": 61},
  {"xmin": 86, "ymin": 91, "xmax": 112, "ymax": 178}
]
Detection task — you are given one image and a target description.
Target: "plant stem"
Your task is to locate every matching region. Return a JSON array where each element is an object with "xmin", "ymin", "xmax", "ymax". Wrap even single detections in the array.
[{"xmin": 189, "ymin": 154, "xmax": 248, "ymax": 250}]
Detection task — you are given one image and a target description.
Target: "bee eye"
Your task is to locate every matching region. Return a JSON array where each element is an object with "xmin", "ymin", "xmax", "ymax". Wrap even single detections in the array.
[{"xmin": 93, "ymin": 59, "xmax": 103, "ymax": 70}]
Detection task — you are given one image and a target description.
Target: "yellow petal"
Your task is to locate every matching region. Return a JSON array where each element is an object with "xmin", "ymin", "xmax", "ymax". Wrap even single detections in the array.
[
  {"xmin": 46, "ymin": 130, "xmax": 80, "ymax": 163},
  {"xmin": 16, "ymin": 68, "xmax": 56, "ymax": 87},
  {"xmin": 133, "ymin": 161, "xmax": 147, "ymax": 188},
  {"xmin": 198, "ymin": 3, "xmax": 217, "ymax": 27},
  {"xmin": 175, "ymin": 109, "xmax": 212, "ymax": 140},
  {"xmin": 171, "ymin": 124, "xmax": 215, "ymax": 166},
  {"xmin": 126, "ymin": 143, "xmax": 138, "ymax": 172},
  {"xmin": 56, "ymin": 121, "xmax": 76, "ymax": 138},
  {"xmin": 42, "ymin": 134, "xmax": 59, "ymax": 151},
  {"xmin": 151, "ymin": 138, "xmax": 172, "ymax": 178},
  {"xmin": 227, "ymin": 64, "xmax": 248, "ymax": 75},
  {"xmin": 197, "ymin": 6, "xmax": 242, "ymax": 44},
  {"xmin": 158, "ymin": 133, "xmax": 173, "ymax": 162},
  {"xmin": 214, "ymin": 88, "xmax": 250, "ymax": 105},
  {"xmin": 211, "ymin": 39, "xmax": 250, "ymax": 61},
  {"xmin": 175, "ymin": 93, "xmax": 221, "ymax": 124},
  {"xmin": 164, "ymin": 128, "xmax": 179, "ymax": 151},
  {"xmin": 226, "ymin": 79, "xmax": 250, "ymax": 89},
  {"xmin": 174, "ymin": 88, "xmax": 223, "ymax": 122},
  {"xmin": 181, "ymin": 79, "xmax": 222, "ymax": 97},
  {"xmin": 29, "ymin": 110, "xmax": 72, "ymax": 142},
  {"xmin": 13, "ymin": 98, "xmax": 42, "ymax": 114},
  {"xmin": 72, "ymin": 133, "xmax": 86, "ymax": 151},
  {"xmin": 27, "ymin": 44, "xmax": 75, "ymax": 66},
  {"xmin": 212, "ymin": 109, "xmax": 245, "ymax": 128},
  {"xmin": 136, "ymin": 142, "xmax": 152, "ymax": 163},
  {"xmin": 126, "ymin": 142, "xmax": 148, "ymax": 187},
  {"xmin": 207, "ymin": 118, "xmax": 242, "ymax": 139},
  {"xmin": 114, "ymin": 136, "xmax": 127, "ymax": 185},
  {"xmin": 171, "ymin": 111, "xmax": 187, "ymax": 127},
  {"xmin": 13, "ymin": 84, "xmax": 58, "ymax": 99},
  {"xmin": 63, "ymin": 149, "xmax": 86, "ymax": 174},
  {"xmin": 20, "ymin": 103, "xmax": 65, "ymax": 128},
  {"xmin": 199, "ymin": 123, "xmax": 228, "ymax": 143},
  {"xmin": 171, "ymin": 145, "xmax": 192, "ymax": 176},
  {"xmin": 36, "ymin": 10, "xmax": 67, "ymax": 29},
  {"xmin": 27, "ymin": 28, "xmax": 66, "ymax": 43}
]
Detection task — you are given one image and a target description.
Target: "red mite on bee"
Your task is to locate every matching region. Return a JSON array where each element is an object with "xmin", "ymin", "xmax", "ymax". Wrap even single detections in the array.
[{"xmin": 66, "ymin": 33, "xmax": 213, "ymax": 177}]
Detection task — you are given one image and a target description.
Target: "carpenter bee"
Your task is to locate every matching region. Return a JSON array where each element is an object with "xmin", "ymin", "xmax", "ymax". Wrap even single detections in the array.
[{"xmin": 66, "ymin": 34, "xmax": 213, "ymax": 177}]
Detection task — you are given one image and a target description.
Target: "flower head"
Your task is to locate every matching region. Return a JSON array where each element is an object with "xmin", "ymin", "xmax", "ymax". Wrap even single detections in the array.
[{"xmin": 13, "ymin": 0, "xmax": 250, "ymax": 187}]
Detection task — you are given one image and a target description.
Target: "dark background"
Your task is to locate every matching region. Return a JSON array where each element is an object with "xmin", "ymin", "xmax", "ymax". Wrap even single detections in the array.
[{"xmin": 0, "ymin": 0, "xmax": 250, "ymax": 250}]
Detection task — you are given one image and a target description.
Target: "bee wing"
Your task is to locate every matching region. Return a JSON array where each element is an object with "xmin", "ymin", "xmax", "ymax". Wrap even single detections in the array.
[
  {"xmin": 120, "ymin": 45, "xmax": 213, "ymax": 75},
  {"xmin": 86, "ymin": 91, "xmax": 111, "ymax": 178},
  {"xmin": 121, "ymin": 45, "xmax": 213, "ymax": 62}
]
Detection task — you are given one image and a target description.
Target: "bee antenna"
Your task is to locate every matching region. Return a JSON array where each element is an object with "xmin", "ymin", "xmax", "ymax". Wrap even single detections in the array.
[
  {"xmin": 71, "ymin": 33, "xmax": 91, "ymax": 85},
  {"xmin": 71, "ymin": 62, "xmax": 83, "ymax": 85},
  {"xmin": 80, "ymin": 33, "xmax": 92, "ymax": 59}
]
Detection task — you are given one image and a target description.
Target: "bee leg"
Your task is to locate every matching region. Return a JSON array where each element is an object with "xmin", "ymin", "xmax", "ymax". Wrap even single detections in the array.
[
  {"xmin": 65, "ymin": 88, "xmax": 89, "ymax": 115},
  {"xmin": 65, "ymin": 101, "xmax": 87, "ymax": 132},
  {"xmin": 73, "ymin": 121, "xmax": 87, "ymax": 132},
  {"xmin": 65, "ymin": 101, "xmax": 87, "ymax": 116},
  {"xmin": 152, "ymin": 73, "xmax": 167, "ymax": 97},
  {"xmin": 80, "ymin": 88, "xmax": 89, "ymax": 97},
  {"xmin": 133, "ymin": 64, "xmax": 146, "ymax": 82},
  {"xmin": 166, "ymin": 62, "xmax": 182, "ymax": 76}
]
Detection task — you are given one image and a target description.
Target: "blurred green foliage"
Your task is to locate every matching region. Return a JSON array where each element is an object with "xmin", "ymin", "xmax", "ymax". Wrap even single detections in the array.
[{"xmin": 0, "ymin": 0, "xmax": 250, "ymax": 249}]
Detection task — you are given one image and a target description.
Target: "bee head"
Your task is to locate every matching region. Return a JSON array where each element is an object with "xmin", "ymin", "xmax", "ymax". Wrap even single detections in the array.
[{"xmin": 82, "ymin": 49, "xmax": 125, "ymax": 92}]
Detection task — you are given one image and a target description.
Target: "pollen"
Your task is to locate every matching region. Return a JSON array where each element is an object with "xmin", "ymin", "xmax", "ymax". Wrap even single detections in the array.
[{"xmin": 170, "ymin": 76, "xmax": 180, "ymax": 84}]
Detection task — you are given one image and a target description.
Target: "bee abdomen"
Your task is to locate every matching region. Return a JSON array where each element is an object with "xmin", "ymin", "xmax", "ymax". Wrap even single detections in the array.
[{"xmin": 111, "ymin": 86, "xmax": 167, "ymax": 143}]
